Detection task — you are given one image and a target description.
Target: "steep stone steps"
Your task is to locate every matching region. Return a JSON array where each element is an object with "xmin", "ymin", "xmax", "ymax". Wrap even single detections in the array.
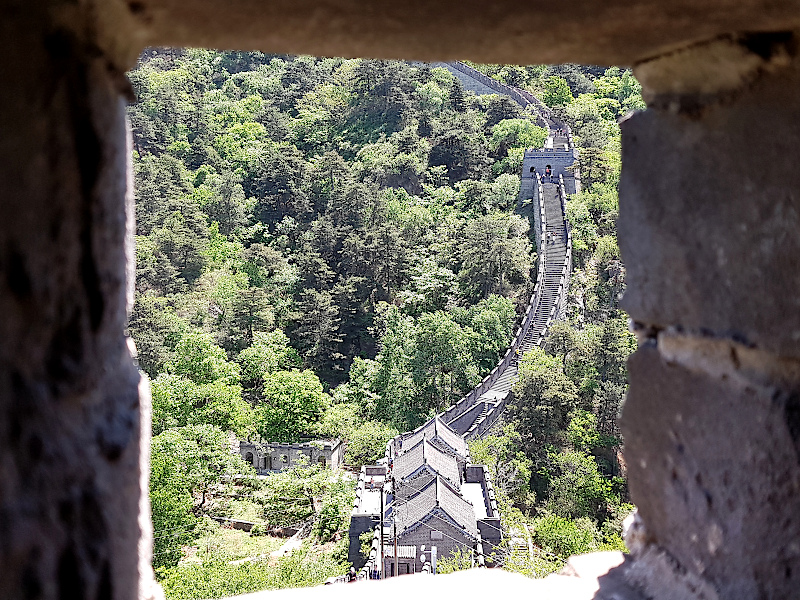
[{"xmin": 431, "ymin": 67, "xmax": 571, "ymax": 440}]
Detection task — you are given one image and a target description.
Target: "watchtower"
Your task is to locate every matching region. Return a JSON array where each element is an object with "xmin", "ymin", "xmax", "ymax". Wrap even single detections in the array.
[{"xmin": 525, "ymin": 147, "xmax": 580, "ymax": 194}]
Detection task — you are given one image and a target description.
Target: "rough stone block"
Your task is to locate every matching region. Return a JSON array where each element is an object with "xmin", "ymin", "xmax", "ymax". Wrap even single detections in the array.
[
  {"xmin": 129, "ymin": 1, "xmax": 800, "ymax": 69},
  {"xmin": 620, "ymin": 345, "xmax": 800, "ymax": 598},
  {"xmin": 0, "ymin": 15, "xmax": 147, "ymax": 600},
  {"xmin": 619, "ymin": 60, "xmax": 800, "ymax": 357}
]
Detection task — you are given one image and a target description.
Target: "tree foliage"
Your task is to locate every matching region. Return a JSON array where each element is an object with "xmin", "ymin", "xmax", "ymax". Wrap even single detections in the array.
[
  {"xmin": 254, "ymin": 369, "xmax": 329, "ymax": 442},
  {"xmin": 158, "ymin": 548, "xmax": 348, "ymax": 600},
  {"xmin": 168, "ymin": 331, "xmax": 240, "ymax": 385},
  {"xmin": 127, "ymin": 53, "xmax": 646, "ymax": 587},
  {"xmin": 150, "ymin": 425, "xmax": 253, "ymax": 569}
]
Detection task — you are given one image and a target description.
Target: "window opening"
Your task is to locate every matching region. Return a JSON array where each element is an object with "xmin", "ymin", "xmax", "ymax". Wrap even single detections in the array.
[{"xmin": 128, "ymin": 51, "xmax": 639, "ymax": 595}]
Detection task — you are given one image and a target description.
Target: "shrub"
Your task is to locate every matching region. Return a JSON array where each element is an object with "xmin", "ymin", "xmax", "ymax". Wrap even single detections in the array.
[
  {"xmin": 545, "ymin": 450, "xmax": 609, "ymax": 520},
  {"xmin": 159, "ymin": 548, "xmax": 347, "ymax": 600},
  {"xmin": 359, "ymin": 530, "xmax": 374, "ymax": 560},
  {"xmin": 531, "ymin": 514, "xmax": 600, "ymax": 558},
  {"xmin": 344, "ymin": 421, "xmax": 398, "ymax": 467},
  {"xmin": 313, "ymin": 476, "xmax": 356, "ymax": 542},
  {"xmin": 437, "ymin": 547, "xmax": 474, "ymax": 574}
]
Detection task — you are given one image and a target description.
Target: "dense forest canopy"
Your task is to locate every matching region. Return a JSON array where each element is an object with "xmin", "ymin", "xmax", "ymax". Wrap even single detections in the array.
[{"xmin": 127, "ymin": 49, "xmax": 643, "ymax": 597}]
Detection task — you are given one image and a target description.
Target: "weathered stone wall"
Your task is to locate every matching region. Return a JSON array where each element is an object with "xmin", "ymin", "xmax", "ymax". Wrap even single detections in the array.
[
  {"xmin": 123, "ymin": 0, "xmax": 800, "ymax": 70},
  {"xmin": 0, "ymin": 4, "xmax": 151, "ymax": 600},
  {"xmin": 434, "ymin": 63, "xmax": 502, "ymax": 96},
  {"xmin": 239, "ymin": 439, "xmax": 342, "ymax": 473},
  {"xmin": 7, "ymin": 2, "xmax": 800, "ymax": 599},
  {"xmin": 349, "ymin": 516, "xmax": 380, "ymax": 569},
  {"xmin": 618, "ymin": 39, "xmax": 800, "ymax": 600}
]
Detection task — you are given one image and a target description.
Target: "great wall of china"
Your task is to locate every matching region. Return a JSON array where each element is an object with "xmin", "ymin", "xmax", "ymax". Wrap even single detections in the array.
[{"xmin": 346, "ymin": 62, "xmax": 578, "ymax": 579}]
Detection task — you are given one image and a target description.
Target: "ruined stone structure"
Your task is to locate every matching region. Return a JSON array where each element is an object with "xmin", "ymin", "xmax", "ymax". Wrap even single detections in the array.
[
  {"xmin": 239, "ymin": 438, "xmax": 344, "ymax": 474},
  {"xmin": 5, "ymin": 2, "xmax": 800, "ymax": 599}
]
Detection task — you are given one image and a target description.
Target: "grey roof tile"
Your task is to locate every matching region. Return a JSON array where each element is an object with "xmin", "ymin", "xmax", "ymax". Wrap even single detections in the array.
[
  {"xmin": 401, "ymin": 417, "xmax": 467, "ymax": 458},
  {"xmin": 394, "ymin": 439, "xmax": 461, "ymax": 487},
  {"xmin": 394, "ymin": 477, "xmax": 479, "ymax": 541},
  {"xmin": 395, "ymin": 478, "xmax": 437, "ymax": 533},
  {"xmin": 437, "ymin": 477, "xmax": 479, "ymax": 539}
]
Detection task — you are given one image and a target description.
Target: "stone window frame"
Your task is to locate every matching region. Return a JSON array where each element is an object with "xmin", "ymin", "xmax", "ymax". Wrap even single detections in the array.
[{"xmin": 5, "ymin": 5, "xmax": 800, "ymax": 600}]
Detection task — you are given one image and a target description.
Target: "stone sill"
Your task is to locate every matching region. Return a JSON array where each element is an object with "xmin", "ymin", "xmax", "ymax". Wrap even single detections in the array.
[{"xmin": 219, "ymin": 552, "xmax": 643, "ymax": 600}]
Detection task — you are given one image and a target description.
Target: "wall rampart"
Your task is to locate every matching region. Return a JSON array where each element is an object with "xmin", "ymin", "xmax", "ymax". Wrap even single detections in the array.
[{"xmin": 447, "ymin": 401, "xmax": 487, "ymax": 434}]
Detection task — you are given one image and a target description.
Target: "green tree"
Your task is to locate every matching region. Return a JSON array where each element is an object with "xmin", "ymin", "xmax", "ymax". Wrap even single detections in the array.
[
  {"xmin": 545, "ymin": 450, "xmax": 610, "ymax": 521},
  {"xmin": 542, "ymin": 76, "xmax": 573, "ymax": 107},
  {"xmin": 545, "ymin": 320, "xmax": 580, "ymax": 368},
  {"xmin": 449, "ymin": 78, "xmax": 467, "ymax": 112},
  {"xmin": 428, "ymin": 110, "xmax": 490, "ymax": 182},
  {"xmin": 489, "ymin": 119, "xmax": 547, "ymax": 157},
  {"xmin": 238, "ymin": 330, "xmax": 301, "ymax": 391},
  {"xmin": 511, "ymin": 347, "xmax": 579, "ymax": 470},
  {"xmin": 565, "ymin": 198, "xmax": 599, "ymax": 267},
  {"xmin": 150, "ymin": 425, "xmax": 253, "ymax": 569},
  {"xmin": 371, "ymin": 304, "xmax": 417, "ymax": 427},
  {"xmin": 437, "ymin": 547, "xmax": 475, "ymax": 573},
  {"xmin": 220, "ymin": 287, "xmax": 274, "ymax": 353},
  {"xmin": 133, "ymin": 154, "xmax": 194, "ymax": 236},
  {"xmin": 468, "ymin": 425, "xmax": 534, "ymax": 509},
  {"xmin": 458, "ymin": 213, "xmax": 531, "ymax": 300},
  {"xmin": 344, "ymin": 421, "xmax": 399, "ymax": 467},
  {"xmin": 316, "ymin": 401, "xmax": 361, "ymax": 439},
  {"xmin": 397, "ymin": 258, "xmax": 458, "ymax": 316},
  {"xmin": 257, "ymin": 462, "xmax": 353, "ymax": 538},
  {"xmin": 578, "ymin": 147, "xmax": 614, "ymax": 188},
  {"xmin": 291, "ymin": 289, "xmax": 342, "ymax": 374},
  {"xmin": 566, "ymin": 410, "xmax": 617, "ymax": 454},
  {"xmin": 150, "ymin": 207, "xmax": 209, "ymax": 285},
  {"xmin": 531, "ymin": 514, "xmax": 600, "ymax": 558},
  {"xmin": 152, "ymin": 425, "xmax": 251, "ymax": 512},
  {"xmin": 254, "ymin": 370, "xmax": 329, "ymax": 442},
  {"xmin": 411, "ymin": 311, "xmax": 478, "ymax": 419},
  {"xmin": 150, "ymin": 454, "xmax": 197, "ymax": 571},
  {"xmin": 128, "ymin": 295, "xmax": 188, "ymax": 379},
  {"xmin": 593, "ymin": 317, "xmax": 635, "ymax": 388},
  {"xmin": 312, "ymin": 475, "xmax": 356, "ymax": 541},
  {"xmin": 168, "ymin": 331, "xmax": 240, "ymax": 385},
  {"xmin": 197, "ymin": 170, "xmax": 249, "ymax": 236},
  {"xmin": 335, "ymin": 358, "xmax": 381, "ymax": 416},
  {"xmin": 453, "ymin": 294, "xmax": 516, "ymax": 372}
]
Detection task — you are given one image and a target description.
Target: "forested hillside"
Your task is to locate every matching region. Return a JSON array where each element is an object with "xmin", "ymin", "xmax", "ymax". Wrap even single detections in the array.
[{"xmin": 127, "ymin": 50, "xmax": 644, "ymax": 596}]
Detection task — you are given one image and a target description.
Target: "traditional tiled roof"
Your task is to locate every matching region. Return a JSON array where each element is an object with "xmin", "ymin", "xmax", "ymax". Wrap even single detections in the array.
[
  {"xmin": 401, "ymin": 417, "xmax": 467, "ymax": 458},
  {"xmin": 436, "ymin": 476, "xmax": 479, "ymax": 539},
  {"xmin": 394, "ymin": 439, "xmax": 460, "ymax": 487},
  {"xmin": 394, "ymin": 477, "xmax": 479, "ymax": 541},
  {"xmin": 394, "ymin": 478, "xmax": 437, "ymax": 533}
]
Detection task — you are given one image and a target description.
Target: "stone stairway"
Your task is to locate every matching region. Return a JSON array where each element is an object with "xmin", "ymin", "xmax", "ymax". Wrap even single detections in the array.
[
  {"xmin": 445, "ymin": 177, "xmax": 570, "ymax": 438},
  {"xmin": 516, "ymin": 185, "xmax": 567, "ymax": 355},
  {"xmin": 533, "ymin": 182, "xmax": 569, "ymax": 343},
  {"xmin": 419, "ymin": 64, "xmax": 573, "ymax": 440}
]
